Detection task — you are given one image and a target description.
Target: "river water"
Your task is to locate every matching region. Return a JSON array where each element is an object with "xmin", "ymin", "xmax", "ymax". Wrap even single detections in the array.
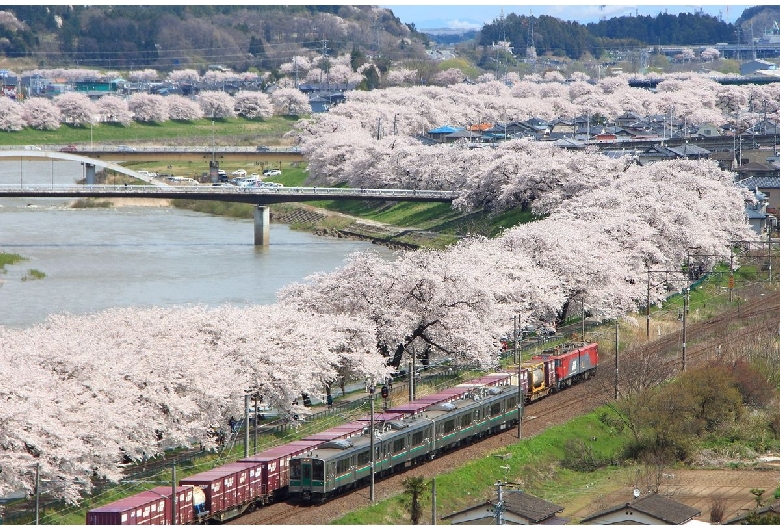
[{"xmin": 0, "ymin": 161, "xmax": 391, "ymax": 328}]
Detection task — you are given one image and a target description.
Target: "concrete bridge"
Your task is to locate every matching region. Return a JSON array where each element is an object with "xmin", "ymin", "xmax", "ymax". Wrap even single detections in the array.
[
  {"xmin": 0, "ymin": 149, "xmax": 155, "ymax": 183},
  {"xmin": 0, "ymin": 183, "xmax": 458, "ymax": 245}
]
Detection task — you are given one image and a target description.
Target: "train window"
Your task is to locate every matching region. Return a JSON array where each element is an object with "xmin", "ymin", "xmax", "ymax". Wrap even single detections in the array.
[
  {"xmin": 291, "ymin": 460, "xmax": 301, "ymax": 479},
  {"xmin": 508, "ymin": 396, "xmax": 517, "ymax": 409},
  {"xmin": 444, "ymin": 419, "xmax": 456, "ymax": 433},
  {"xmin": 490, "ymin": 403, "xmax": 501, "ymax": 416},
  {"xmin": 393, "ymin": 438, "xmax": 405, "ymax": 453},
  {"xmin": 357, "ymin": 451, "xmax": 370, "ymax": 466},
  {"xmin": 312, "ymin": 459, "xmax": 324, "ymax": 481},
  {"xmin": 336, "ymin": 458, "xmax": 349, "ymax": 475},
  {"xmin": 461, "ymin": 413, "xmax": 472, "ymax": 428},
  {"xmin": 302, "ymin": 462, "xmax": 310, "ymax": 481},
  {"xmin": 474, "ymin": 409, "xmax": 480, "ymax": 420},
  {"xmin": 412, "ymin": 430, "xmax": 423, "ymax": 445}
]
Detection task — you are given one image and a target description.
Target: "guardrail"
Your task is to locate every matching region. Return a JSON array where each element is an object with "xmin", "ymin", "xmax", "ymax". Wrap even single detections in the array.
[
  {"xmin": 0, "ymin": 184, "xmax": 458, "ymax": 201},
  {"xmin": 0, "ymin": 145, "xmax": 302, "ymax": 154}
]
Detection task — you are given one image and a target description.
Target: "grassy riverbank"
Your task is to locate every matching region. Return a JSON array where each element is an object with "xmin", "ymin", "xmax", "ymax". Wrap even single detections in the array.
[
  {"xmin": 0, "ymin": 252, "xmax": 25, "ymax": 270},
  {"xmin": 0, "ymin": 116, "xmax": 299, "ymax": 147}
]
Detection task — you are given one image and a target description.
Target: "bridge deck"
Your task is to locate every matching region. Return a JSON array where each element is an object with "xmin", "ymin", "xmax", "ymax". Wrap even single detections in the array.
[{"xmin": 0, "ymin": 185, "xmax": 456, "ymax": 205}]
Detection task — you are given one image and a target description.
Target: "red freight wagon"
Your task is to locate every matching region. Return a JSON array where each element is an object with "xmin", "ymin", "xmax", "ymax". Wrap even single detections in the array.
[
  {"xmin": 86, "ymin": 490, "xmax": 166, "ymax": 525},
  {"xmin": 239, "ymin": 439, "xmax": 321, "ymax": 497},
  {"xmin": 179, "ymin": 468, "xmax": 240, "ymax": 519},
  {"xmin": 148, "ymin": 485, "xmax": 195, "ymax": 525},
  {"xmin": 214, "ymin": 461, "xmax": 264, "ymax": 505}
]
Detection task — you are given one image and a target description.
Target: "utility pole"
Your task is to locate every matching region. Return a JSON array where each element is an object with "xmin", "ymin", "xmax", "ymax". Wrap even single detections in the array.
[
  {"xmin": 682, "ymin": 287, "xmax": 688, "ymax": 371},
  {"xmin": 495, "ymin": 481, "xmax": 505, "ymax": 525},
  {"xmin": 614, "ymin": 320, "xmax": 619, "ymax": 400},
  {"xmin": 431, "ymin": 477, "xmax": 437, "ymax": 525},
  {"xmin": 171, "ymin": 464, "xmax": 177, "ymax": 525},
  {"xmin": 369, "ymin": 382, "xmax": 375, "ymax": 504},
  {"xmin": 244, "ymin": 394, "xmax": 250, "ymax": 458},
  {"xmin": 34, "ymin": 462, "xmax": 40, "ymax": 525}
]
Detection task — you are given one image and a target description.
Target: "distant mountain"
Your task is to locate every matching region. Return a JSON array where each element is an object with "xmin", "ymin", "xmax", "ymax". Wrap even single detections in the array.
[
  {"xmin": 480, "ymin": 11, "xmax": 736, "ymax": 60},
  {"xmin": 0, "ymin": 5, "xmax": 430, "ymax": 71}
]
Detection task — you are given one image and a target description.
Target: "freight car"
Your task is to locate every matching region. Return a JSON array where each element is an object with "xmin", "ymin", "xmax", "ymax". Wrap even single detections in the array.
[{"xmin": 85, "ymin": 351, "xmax": 594, "ymax": 524}]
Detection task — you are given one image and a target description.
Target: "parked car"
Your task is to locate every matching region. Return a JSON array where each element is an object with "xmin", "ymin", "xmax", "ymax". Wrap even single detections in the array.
[
  {"xmin": 263, "ymin": 169, "xmax": 282, "ymax": 176},
  {"xmin": 60, "ymin": 145, "xmax": 78, "ymax": 153},
  {"xmin": 231, "ymin": 169, "xmax": 247, "ymax": 176},
  {"xmin": 116, "ymin": 145, "xmax": 136, "ymax": 152},
  {"xmin": 256, "ymin": 145, "xmax": 270, "ymax": 152},
  {"xmin": 24, "ymin": 145, "xmax": 42, "ymax": 151}
]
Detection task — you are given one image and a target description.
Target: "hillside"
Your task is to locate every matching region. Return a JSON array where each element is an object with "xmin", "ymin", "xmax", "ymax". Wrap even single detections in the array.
[
  {"xmin": 0, "ymin": 5, "xmax": 430, "ymax": 71},
  {"xmin": 2, "ymin": 6, "xmax": 780, "ymax": 71}
]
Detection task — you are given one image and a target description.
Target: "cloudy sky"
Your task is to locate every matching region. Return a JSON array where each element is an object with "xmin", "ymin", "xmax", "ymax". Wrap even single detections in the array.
[{"xmin": 382, "ymin": 2, "xmax": 750, "ymax": 30}]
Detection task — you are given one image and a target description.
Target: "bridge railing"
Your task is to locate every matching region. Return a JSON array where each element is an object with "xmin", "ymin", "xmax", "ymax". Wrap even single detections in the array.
[
  {"xmin": 0, "ymin": 184, "xmax": 458, "ymax": 200},
  {"xmin": 0, "ymin": 145, "xmax": 302, "ymax": 154}
]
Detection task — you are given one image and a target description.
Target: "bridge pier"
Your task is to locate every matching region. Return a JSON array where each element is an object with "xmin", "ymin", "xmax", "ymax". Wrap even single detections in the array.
[
  {"xmin": 85, "ymin": 163, "xmax": 96, "ymax": 185},
  {"xmin": 254, "ymin": 205, "xmax": 270, "ymax": 246}
]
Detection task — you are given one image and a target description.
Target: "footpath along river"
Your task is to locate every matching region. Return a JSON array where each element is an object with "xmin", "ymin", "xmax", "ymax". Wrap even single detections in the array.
[{"xmin": 0, "ymin": 160, "xmax": 393, "ymax": 328}]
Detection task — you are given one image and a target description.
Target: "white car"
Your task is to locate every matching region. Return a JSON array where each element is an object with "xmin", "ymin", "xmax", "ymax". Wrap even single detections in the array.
[
  {"xmin": 250, "ymin": 173, "xmax": 260, "ymax": 179},
  {"xmin": 231, "ymin": 169, "xmax": 247, "ymax": 176},
  {"xmin": 263, "ymin": 169, "xmax": 282, "ymax": 176},
  {"xmin": 24, "ymin": 145, "xmax": 42, "ymax": 151}
]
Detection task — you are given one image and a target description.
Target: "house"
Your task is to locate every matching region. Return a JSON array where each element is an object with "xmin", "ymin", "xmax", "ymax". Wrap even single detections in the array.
[
  {"xmin": 724, "ymin": 500, "xmax": 780, "ymax": 524},
  {"xmin": 441, "ymin": 490, "xmax": 566, "ymax": 525},
  {"xmin": 696, "ymin": 123, "xmax": 722, "ymax": 138},
  {"xmin": 445, "ymin": 128, "xmax": 484, "ymax": 143},
  {"xmin": 427, "ymin": 125, "xmax": 464, "ymax": 142},
  {"xmin": 740, "ymin": 59, "xmax": 777, "ymax": 76},
  {"xmin": 737, "ymin": 176, "xmax": 780, "ymax": 232},
  {"xmin": 581, "ymin": 493, "xmax": 701, "ymax": 525}
]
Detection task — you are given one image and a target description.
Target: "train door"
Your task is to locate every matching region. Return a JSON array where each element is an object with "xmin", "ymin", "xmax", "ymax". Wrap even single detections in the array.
[{"xmin": 299, "ymin": 458, "xmax": 313, "ymax": 490}]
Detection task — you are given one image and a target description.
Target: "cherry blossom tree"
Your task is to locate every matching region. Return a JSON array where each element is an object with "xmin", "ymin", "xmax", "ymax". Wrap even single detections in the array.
[
  {"xmin": 271, "ymin": 87, "xmax": 311, "ymax": 116},
  {"xmin": 280, "ymin": 55, "xmax": 312, "ymax": 77},
  {"xmin": 0, "ymin": 97, "xmax": 25, "ymax": 131},
  {"xmin": 54, "ymin": 92, "xmax": 99, "ymax": 126},
  {"xmin": 22, "ymin": 97, "xmax": 61, "ymax": 130},
  {"xmin": 431, "ymin": 68, "xmax": 466, "ymax": 86},
  {"xmin": 167, "ymin": 69, "xmax": 200, "ymax": 84},
  {"xmin": 198, "ymin": 90, "xmax": 236, "ymax": 119},
  {"xmin": 700, "ymin": 47, "xmax": 720, "ymax": 62},
  {"xmin": 233, "ymin": 91, "xmax": 272, "ymax": 120},
  {"xmin": 0, "ymin": 303, "xmax": 390, "ymax": 503},
  {"xmin": 166, "ymin": 94, "xmax": 203, "ymax": 121},
  {"xmin": 128, "ymin": 93, "xmax": 168, "ymax": 123},
  {"xmin": 96, "ymin": 95, "xmax": 133, "ymax": 126},
  {"xmin": 128, "ymin": 69, "xmax": 159, "ymax": 82}
]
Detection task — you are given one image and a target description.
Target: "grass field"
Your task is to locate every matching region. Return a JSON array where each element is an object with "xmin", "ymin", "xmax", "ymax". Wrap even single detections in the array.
[{"xmin": 0, "ymin": 116, "xmax": 300, "ymax": 147}]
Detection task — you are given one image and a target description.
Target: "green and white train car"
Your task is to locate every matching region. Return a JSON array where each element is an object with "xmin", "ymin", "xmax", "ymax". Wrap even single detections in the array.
[{"xmin": 289, "ymin": 385, "xmax": 520, "ymax": 502}]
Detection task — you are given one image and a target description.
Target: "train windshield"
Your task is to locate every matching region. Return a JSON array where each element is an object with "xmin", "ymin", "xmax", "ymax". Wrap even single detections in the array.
[
  {"xmin": 290, "ymin": 459, "xmax": 301, "ymax": 480},
  {"xmin": 312, "ymin": 459, "xmax": 324, "ymax": 481}
]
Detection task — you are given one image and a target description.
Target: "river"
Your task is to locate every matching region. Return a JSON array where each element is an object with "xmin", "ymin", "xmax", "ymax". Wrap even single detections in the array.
[{"xmin": 0, "ymin": 160, "xmax": 392, "ymax": 328}]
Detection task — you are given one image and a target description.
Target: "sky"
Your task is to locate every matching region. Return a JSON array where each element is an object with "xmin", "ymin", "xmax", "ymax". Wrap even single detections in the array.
[{"xmin": 381, "ymin": 2, "xmax": 753, "ymax": 30}]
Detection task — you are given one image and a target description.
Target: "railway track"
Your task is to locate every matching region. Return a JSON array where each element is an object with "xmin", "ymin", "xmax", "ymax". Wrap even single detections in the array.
[{"xmin": 228, "ymin": 376, "xmax": 611, "ymax": 525}]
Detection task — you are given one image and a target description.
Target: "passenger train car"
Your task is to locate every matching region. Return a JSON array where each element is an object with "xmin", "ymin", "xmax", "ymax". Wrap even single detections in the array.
[{"xmin": 86, "ymin": 344, "xmax": 597, "ymax": 524}]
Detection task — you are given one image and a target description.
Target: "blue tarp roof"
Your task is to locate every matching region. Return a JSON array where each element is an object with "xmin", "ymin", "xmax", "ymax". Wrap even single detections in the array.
[{"xmin": 428, "ymin": 125, "xmax": 463, "ymax": 134}]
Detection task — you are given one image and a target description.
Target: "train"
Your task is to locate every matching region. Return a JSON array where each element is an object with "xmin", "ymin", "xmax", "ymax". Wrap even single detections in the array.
[{"xmin": 86, "ymin": 342, "xmax": 598, "ymax": 524}]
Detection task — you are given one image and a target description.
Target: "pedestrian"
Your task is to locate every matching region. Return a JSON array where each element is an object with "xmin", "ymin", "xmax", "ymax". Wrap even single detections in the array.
[{"xmin": 228, "ymin": 415, "xmax": 237, "ymax": 433}]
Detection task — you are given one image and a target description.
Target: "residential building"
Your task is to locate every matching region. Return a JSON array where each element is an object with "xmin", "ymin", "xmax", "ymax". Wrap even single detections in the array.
[
  {"xmin": 581, "ymin": 493, "xmax": 701, "ymax": 525},
  {"xmin": 441, "ymin": 490, "xmax": 566, "ymax": 525}
]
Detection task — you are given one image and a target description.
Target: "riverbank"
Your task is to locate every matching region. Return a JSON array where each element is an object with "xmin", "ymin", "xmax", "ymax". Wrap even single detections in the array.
[{"xmin": 270, "ymin": 203, "xmax": 449, "ymax": 250}]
